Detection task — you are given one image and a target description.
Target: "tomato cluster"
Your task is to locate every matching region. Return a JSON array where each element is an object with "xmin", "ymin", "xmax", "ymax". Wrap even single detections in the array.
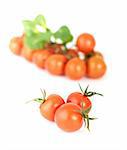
[
  {"xmin": 9, "ymin": 33, "xmax": 107, "ymax": 80},
  {"xmin": 9, "ymin": 15, "xmax": 107, "ymax": 80},
  {"xmin": 28, "ymin": 85, "xmax": 103, "ymax": 132}
]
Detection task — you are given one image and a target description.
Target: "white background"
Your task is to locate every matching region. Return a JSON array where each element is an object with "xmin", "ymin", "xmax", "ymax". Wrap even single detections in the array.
[{"xmin": 0, "ymin": 0, "xmax": 127, "ymax": 149}]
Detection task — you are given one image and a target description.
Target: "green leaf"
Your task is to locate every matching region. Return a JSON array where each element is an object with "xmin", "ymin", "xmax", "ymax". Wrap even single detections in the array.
[
  {"xmin": 53, "ymin": 25, "xmax": 73, "ymax": 44},
  {"xmin": 22, "ymin": 15, "xmax": 74, "ymax": 50},
  {"xmin": 23, "ymin": 15, "xmax": 48, "ymax": 36},
  {"xmin": 23, "ymin": 20, "xmax": 37, "ymax": 36},
  {"xmin": 34, "ymin": 15, "xmax": 47, "ymax": 29},
  {"xmin": 24, "ymin": 31, "xmax": 52, "ymax": 49}
]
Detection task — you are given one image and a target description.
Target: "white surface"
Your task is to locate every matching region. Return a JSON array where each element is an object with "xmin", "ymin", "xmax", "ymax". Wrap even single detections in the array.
[{"xmin": 0, "ymin": 0, "xmax": 127, "ymax": 149}]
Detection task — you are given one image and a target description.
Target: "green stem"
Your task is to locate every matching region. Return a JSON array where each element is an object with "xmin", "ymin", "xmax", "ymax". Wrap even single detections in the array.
[
  {"xmin": 86, "ymin": 114, "xmax": 90, "ymax": 131},
  {"xmin": 80, "ymin": 101, "xmax": 96, "ymax": 131}
]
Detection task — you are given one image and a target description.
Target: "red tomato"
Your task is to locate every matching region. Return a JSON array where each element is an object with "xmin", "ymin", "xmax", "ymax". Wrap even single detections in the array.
[
  {"xmin": 45, "ymin": 54, "xmax": 67, "ymax": 75},
  {"xmin": 32, "ymin": 50, "xmax": 52, "ymax": 69},
  {"xmin": 76, "ymin": 33, "xmax": 96, "ymax": 54},
  {"xmin": 65, "ymin": 49, "xmax": 79, "ymax": 59},
  {"xmin": 94, "ymin": 51, "xmax": 103, "ymax": 59},
  {"xmin": 65, "ymin": 57, "xmax": 86, "ymax": 80},
  {"xmin": 85, "ymin": 51, "xmax": 104, "ymax": 60},
  {"xmin": 86, "ymin": 56, "xmax": 107, "ymax": 78},
  {"xmin": 21, "ymin": 45, "xmax": 36, "ymax": 62},
  {"xmin": 9, "ymin": 36, "xmax": 23, "ymax": 55},
  {"xmin": 67, "ymin": 92, "xmax": 92, "ymax": 112},
  {"xmin": 55, "ymin": 103, "xmax": 83, "ymax": 132},
  {"xmin": 40, "ymin": 94, "xmax": 65, "ymax": 121}
]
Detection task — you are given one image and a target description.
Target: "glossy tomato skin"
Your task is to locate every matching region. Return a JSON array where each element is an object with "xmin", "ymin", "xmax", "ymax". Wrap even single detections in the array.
[
  {"xmin": 67, "ymin": 92, "xmax": 92, "ymax": 112},
  {"xmin": 9, "ymin": 37, "xmax": 23, "ymax": 55},
  {"xmin": 55, "ymin": 103, "xmax": 83, "ymax": 132},
  {"xmin": 76, "ymin": 33, "xmax": 96, "ymax": 54},
  {"xmin": 32, "ymin": 50, "xmax": 52, "ymax": 69},
  {"xmin": 40, "ymin": 94, "xmax": 65, "ymax": 121},
  {"xmin": 86, "ymin": 56, "xmax": 107, "ymax": 78},
  {"xmin": 65, "ymin": 57, "xmax": 86, "ymax": 80},
  {"xmin": 65, "ymin": 49, "xmax": 79, "ymax": 59},
  {"xmin": 21, "ymin": 45, "xmax": 36, "ymax": 62},
  {"xmin": 94, "ymin": 51, "xmax": 103, "ymax": 59},
  {"xmin": 85, "ymin": 51, "xmax": 104, "ymax": 61},
  {"xmin": 45, "ymin": 54, "xmax": 67, "ymax": 75}
]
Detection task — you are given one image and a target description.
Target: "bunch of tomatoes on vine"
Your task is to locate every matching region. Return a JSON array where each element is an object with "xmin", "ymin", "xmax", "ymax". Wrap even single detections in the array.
[
  {"xmin": 9, "ymin": 15, "xmax": 107, "ymax": 80},
  {"xmin": 27, "ymin": 84, "xmax": 103, "ymax": 132}
]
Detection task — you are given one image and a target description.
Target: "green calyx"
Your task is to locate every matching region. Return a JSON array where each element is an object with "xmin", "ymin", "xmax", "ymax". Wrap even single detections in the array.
[
  {"xmin": 33, "ymin": 89, "xmax": 47, "ymax": 103},
  {"xmin": 77, "ymin": 84, "xmax": 103, "ymax": 131},
  {"xmin": 78, "ymin": 83, "xmax": 103, "ymax": 97},
  {"xmin": 80, "ymin": 109, "xmax": 97, "ymax": 131},
  {"xmin": 79, "ymin": 102, "xmax": 97, "ymax": 131},
  {"xmin": 26, "ymin": 89, "xmax": 46, "ymax": 104}
]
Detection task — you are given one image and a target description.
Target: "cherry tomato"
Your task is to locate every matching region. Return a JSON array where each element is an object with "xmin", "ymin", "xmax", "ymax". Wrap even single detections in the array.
[
  {"xmin": 45, "ymin": 54, "xmax": 67, "ymax": 75},
  {"xmin": 67, "ymin": 92, "xmax": 92, "ymax": 112},
  {"xmin": 85, "ymin": 51, "xmax": 103, "ymax": 60},
  {"xmin": 86, "ymin": 56, "xmax": 107, "ymax": 78},
  {"xmin": 55, "ymin": 103, "xmax": 83, "ymax": 132},
  {"xmin": 32, "ymin": 50, "xmax": 52, "ymax": 69},
  {"xmin": 65, "ymin": 49, "xmax": 78, "ymax": 59},
  {"xmin": 93, "ymin": 51, "xmax": 103, "ymax": 59},
  {"xmin": 21, "ymin": 45, "xmax": 35, "ymax": 62},
  {"xmin": 76, "ymin": 33, "xmax": 96, "ymax": 54},
  {"xmin": 65, "ymin": 57, "xmax": 86, "ymax": 80},
  {"xmin": 9, "ymin": 36, "xmax": 23, "ymax": 55},
  {"xmin": 40, "ymin": 94, "xmax": 65, "ymax": 121}
]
